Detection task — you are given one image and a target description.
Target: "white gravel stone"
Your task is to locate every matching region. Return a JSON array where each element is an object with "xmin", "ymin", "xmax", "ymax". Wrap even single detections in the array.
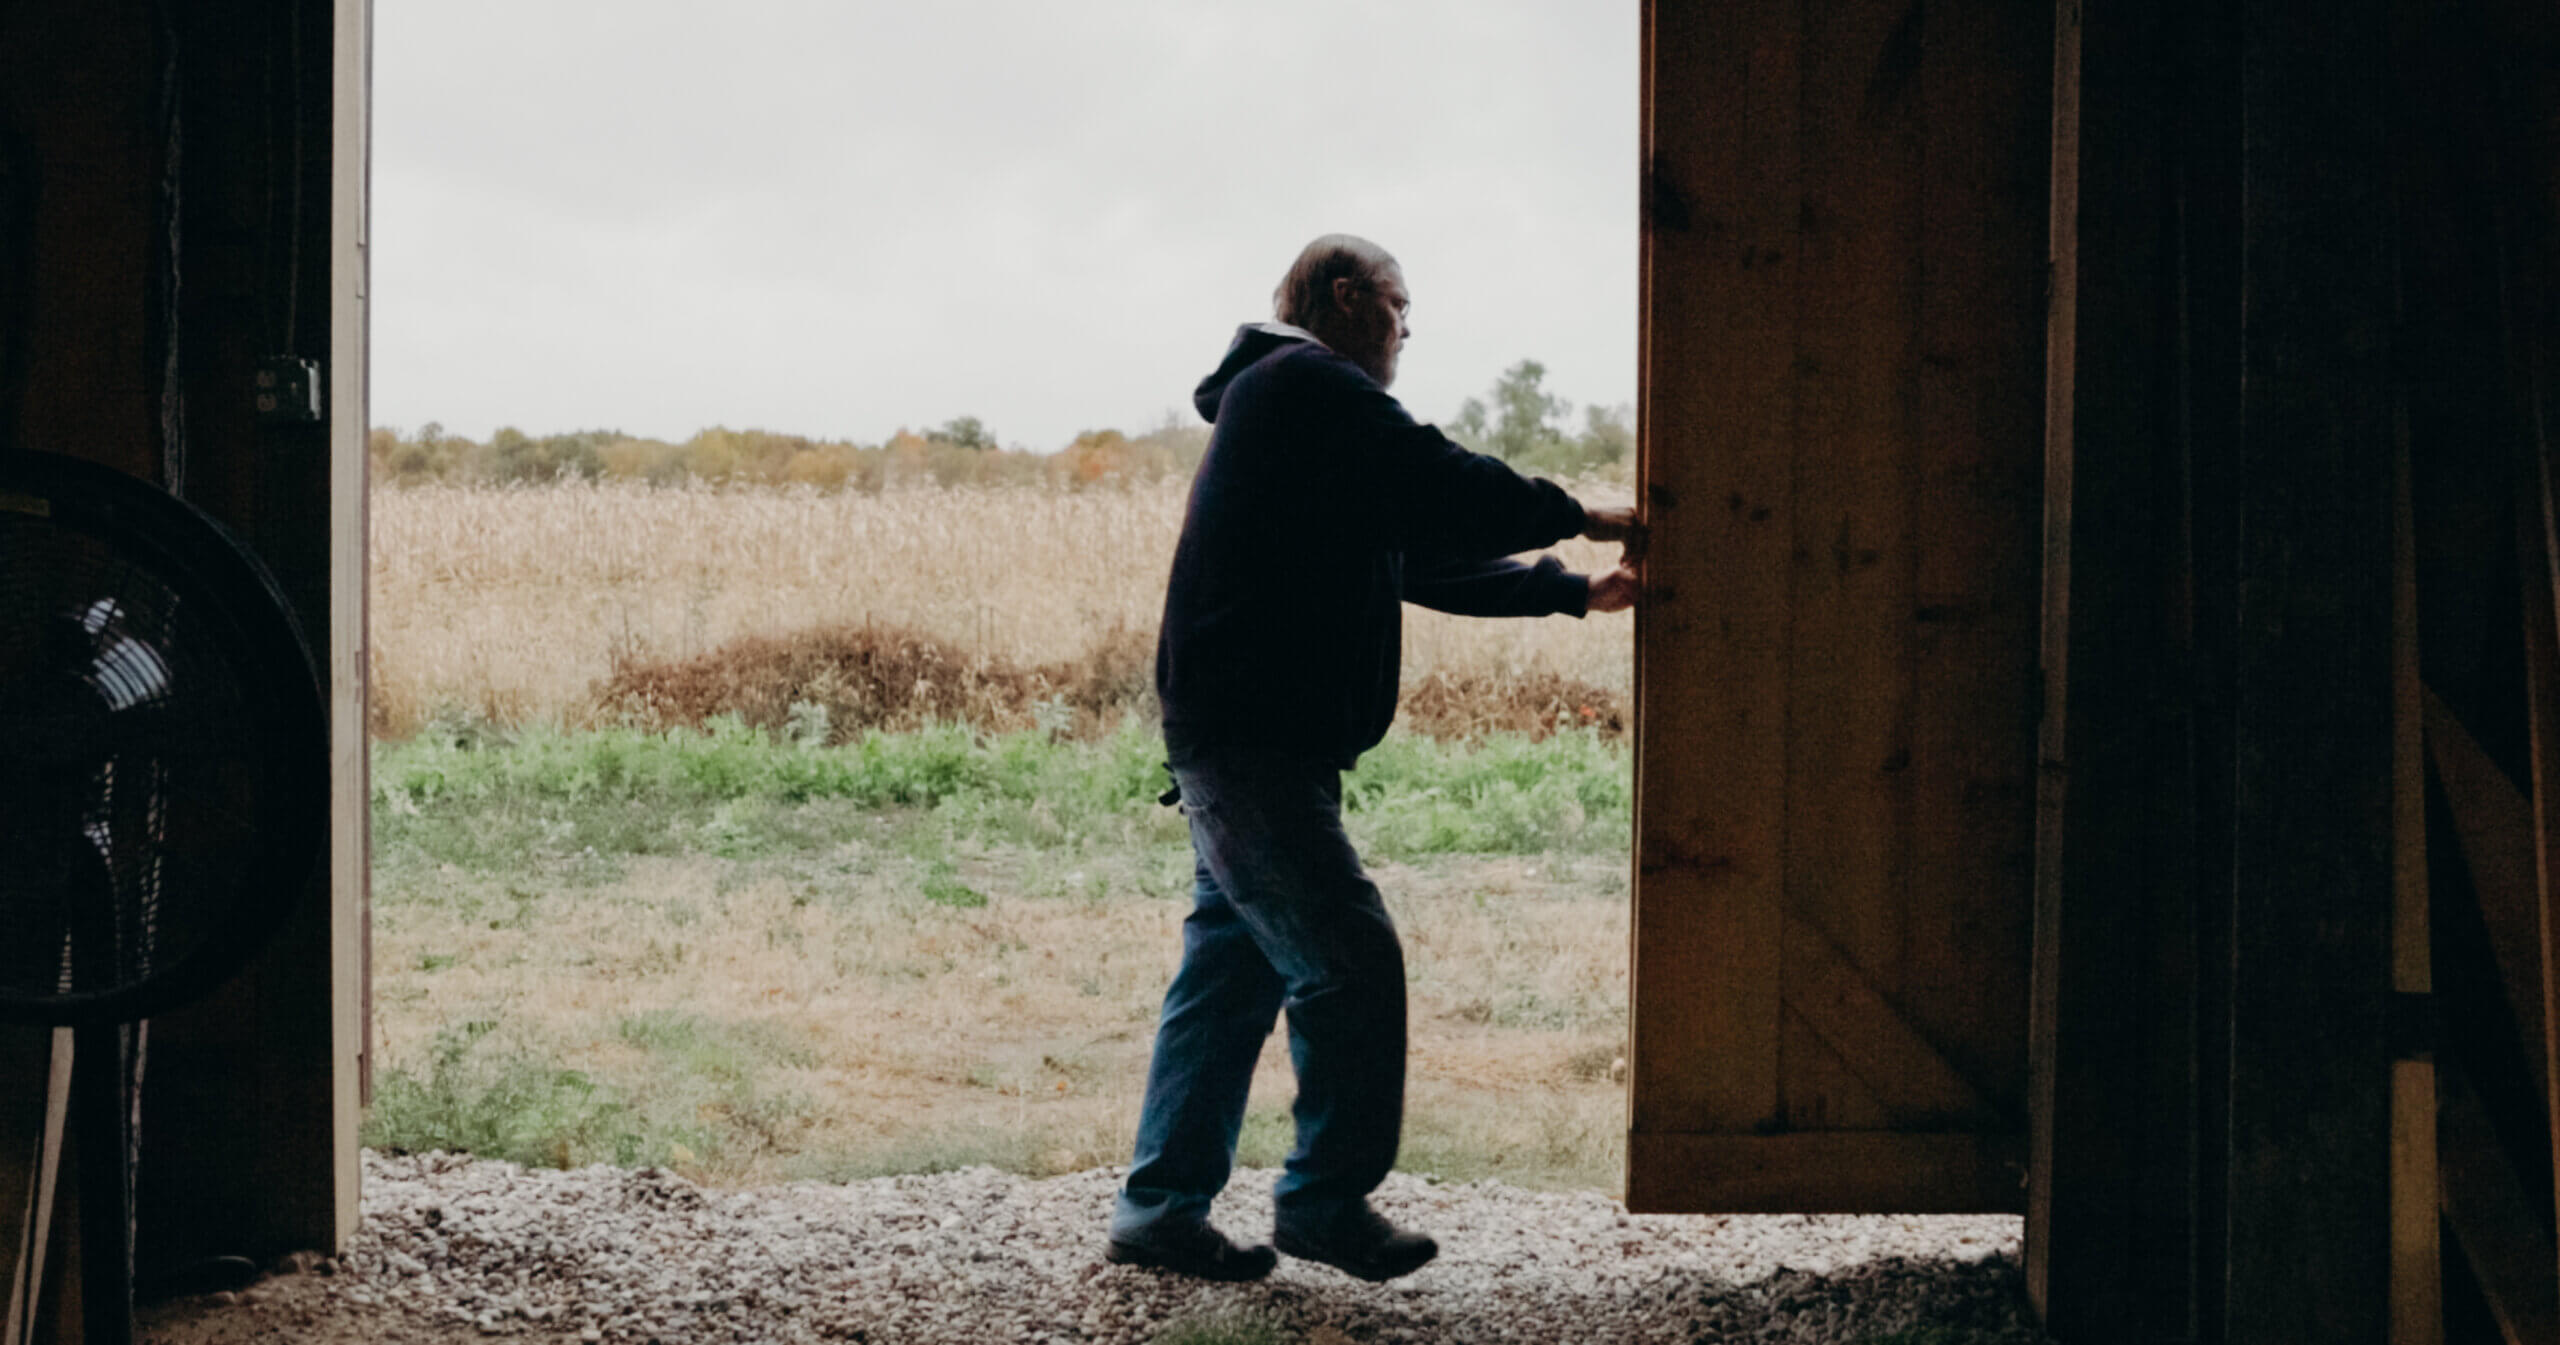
[{"xmin": 224, "ymin": 1151, "xmax": 2054, "ymax": 1343}]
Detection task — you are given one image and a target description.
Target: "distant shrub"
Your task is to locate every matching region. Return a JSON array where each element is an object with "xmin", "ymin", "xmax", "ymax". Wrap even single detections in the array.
[
  {"xmin": 1398, "ymin": 667, "xmax": 1625, "ymax": 742},
  {"xmin": 588, "ymin": 618, "xmax": 1619, "ymax": 753}
]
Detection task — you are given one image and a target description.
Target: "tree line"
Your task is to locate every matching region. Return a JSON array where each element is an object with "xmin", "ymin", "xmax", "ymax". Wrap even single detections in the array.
[{"xmin": 369, "ymin": 361, "xmax": 1631, "ymax": 490}]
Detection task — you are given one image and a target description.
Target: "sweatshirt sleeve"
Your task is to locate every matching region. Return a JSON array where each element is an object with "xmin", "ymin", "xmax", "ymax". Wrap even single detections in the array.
[
  {"xmin": 1309, "ymin": 355, "xmax": 1590, "ymax": 555},
  {"xmin": 1401, "ymin": 552, "xmax": 1590, "ymax": 618}
]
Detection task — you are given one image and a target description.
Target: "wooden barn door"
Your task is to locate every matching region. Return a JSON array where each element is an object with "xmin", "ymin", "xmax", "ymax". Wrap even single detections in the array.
[{"xmin": 1624, "ymin": 0, "xmax": 2051, "ymax": 1213}]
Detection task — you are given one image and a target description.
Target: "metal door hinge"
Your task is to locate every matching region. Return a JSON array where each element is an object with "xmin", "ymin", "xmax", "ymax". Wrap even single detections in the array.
[{"xmin": 255, "ymin": 357, "xmax": 323, "ymax": 424}]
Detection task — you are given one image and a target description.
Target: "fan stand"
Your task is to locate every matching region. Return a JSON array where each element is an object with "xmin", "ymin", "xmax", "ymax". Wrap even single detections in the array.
[
  {"xmin": 1, "ymin": 1029, "xmax": 69, "ymax": 1345},
  {"xmin": 70, "ymin": 1023, "xmax": 137, "ymax": 1345},
  {"xmin": 0, "ymin": 450, "xmax": 328, "ymax": 1345},
  {"xmin": 4, "ymin": 1027, "xmax": 140, "ymax": 1345}
]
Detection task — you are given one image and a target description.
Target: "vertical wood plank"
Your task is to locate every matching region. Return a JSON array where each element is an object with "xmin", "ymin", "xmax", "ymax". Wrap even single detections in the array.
[
  {"xmin": 1901, "ymin": 0, "xmax": 2049, "ymax": 1116},
  {"xmin": 2424, "ymin": 686, "xmax": 2551, "ymax": 1106},
  {"xmin": 1629, "ymin": 0, "xmax": 1802, "ymax": 1150},
  {"xmin": 1778, "ymin": 0, "xmax": 1919, "ymax": 1083},
  {"xmin": 326, "ymin": 0, "xmax": 371, "ymax": 1241},
  {"xmin": 2028, "ymin": 0, "xmax": 2212, "ymax": 1332},
  {"xmin": 2481, "ymin": 0, "xmax": 2560, "ymax": 1296},
  {"xmin": 2437, "ymin": 1064, "xmax": 2560, "ymax": 1345},
  {"xmin": 0, "ymin": 0, "xmax": 160, "ymax": 481},
  {"xmin": 2223, "ymin": 0, "xmax": 2400, "ymax": 1336},
  {"xmin": 2515, "ymin": 407, "xmax": 2560, "ymax": 1312},
  {"xmin": 2391, "ymin": 415, "xmax": 2442, "ymax": 1345},
  {"xmin": 1622, "ymin": 0, "xmax": 1653, "ymax": 1212},
  {"xmin": 2027, "ymin": 5, "xmax": 2083, "ymax": 1302}
]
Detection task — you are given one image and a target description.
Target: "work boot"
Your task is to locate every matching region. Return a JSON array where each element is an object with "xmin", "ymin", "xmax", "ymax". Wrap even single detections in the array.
[
  {"xmin": 1104, "ymin": 1221, "xmax": 1278, "ymax": 1282},
  {"xmin": 1273, "ymin": 1203, "xmax": 1438, "ymax": 1281}
]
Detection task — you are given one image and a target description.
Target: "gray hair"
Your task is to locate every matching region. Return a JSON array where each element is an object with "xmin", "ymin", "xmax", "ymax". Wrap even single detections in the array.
[{"xmin": 1272, "ymin": 234, "xmax": 1398, "ymax": 328}]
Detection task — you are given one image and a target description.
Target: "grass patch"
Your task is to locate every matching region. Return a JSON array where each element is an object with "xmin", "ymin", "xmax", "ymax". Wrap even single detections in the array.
[
  {"xmin": 781, "ymin": 1124, "xmax": 1051, "ymax": 1183},
  {"xmin": 366, "ymin": 723, "xmax": 1632, "ymax": 1189},
  {"xmin": 373, "ymin": 719, "xmax": 1630, "ymax": 875},
  {"xmin": 615, "ymin": 1008, "xmax": 814, "ymax": 1071},
  {"xmin": 920, "ymin": 859, "xmax": 988, "ymax": 908},
  {"xmin": 365, "ymin": 1011, "xmax": 819, "ymax": 1174},
  {"xmin": 1348, "ymin": 728, "xmax": 1629, "ymax": 860},
  {"xmin": 1148, "ymin": 1311, "xmax": 1293, "ymax": 1345},
  {"xmin": 362, "ymin": 1021, "xmax": 663, "ymax": 1169},
  {"xmin": 1394, "ymin": 1088, "xmax": 1619, "ymax": 1191}
]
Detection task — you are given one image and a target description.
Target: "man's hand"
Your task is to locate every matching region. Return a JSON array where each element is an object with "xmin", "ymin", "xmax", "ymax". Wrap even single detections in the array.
[
  {"xmin": 1587, "ymin": 563, "xmax": 1640, "ymax": 613},
  {"xmin": 1582, "ymin": 505, "xmax": 1643, "ymax": 550}
]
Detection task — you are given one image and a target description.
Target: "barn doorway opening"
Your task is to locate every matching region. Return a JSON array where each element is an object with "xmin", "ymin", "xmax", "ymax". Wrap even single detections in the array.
[{"xmin": 358, "ymin": 2, "xmax": 1645, "ymax": 1198}]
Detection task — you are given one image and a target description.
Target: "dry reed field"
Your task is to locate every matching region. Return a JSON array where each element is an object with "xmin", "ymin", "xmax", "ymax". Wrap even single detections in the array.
[{"xmin": 369, "ymin": 479, "xmax": 1635, "ymax": 739}]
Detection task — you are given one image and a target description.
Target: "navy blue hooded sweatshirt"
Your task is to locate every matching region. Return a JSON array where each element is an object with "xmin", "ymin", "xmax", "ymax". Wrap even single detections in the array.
[{"xmin": 1156, "ymin": 323, "xmax": 1593, "ymax": 768}]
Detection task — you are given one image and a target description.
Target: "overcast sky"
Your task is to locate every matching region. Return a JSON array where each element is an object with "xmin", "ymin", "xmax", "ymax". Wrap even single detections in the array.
[{"xmin": 373, "ymin": 1, "xmax": 1637, "ymax": 452}]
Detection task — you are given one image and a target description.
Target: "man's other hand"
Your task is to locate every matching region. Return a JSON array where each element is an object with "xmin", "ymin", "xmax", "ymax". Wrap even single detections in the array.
[{"xmin": 1587, "ymin": 564, "xmax": 1640, "ymax": 613}]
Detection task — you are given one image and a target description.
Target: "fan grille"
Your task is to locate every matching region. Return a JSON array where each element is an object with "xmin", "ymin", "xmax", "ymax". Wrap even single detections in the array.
[{"xmin": 0, "ymin": 458, "xmax": 322, "ymax": 1024}]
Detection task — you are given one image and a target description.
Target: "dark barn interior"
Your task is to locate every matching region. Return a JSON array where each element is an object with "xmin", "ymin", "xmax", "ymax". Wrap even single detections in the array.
[
  {"xmin": 0, "ymin": 0, "xmax": 365, "ymax": 1340},
  {"xmin": 1, "ymin": 0, "xmax": 2558, "ymax": 1340}
]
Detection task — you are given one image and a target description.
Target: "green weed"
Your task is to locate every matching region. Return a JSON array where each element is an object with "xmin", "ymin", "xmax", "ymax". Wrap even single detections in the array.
[
  {"xmin": 1233, "ymin": 1103, "xmax": 1293, "ymax": 1170},
  {"xmin": 782, "ymin": 1124, "xmax": 1051, "ymax": 1182},
  {"xmin": 365, "ymin": 1012, "xmax": 818, "ymax": 1174},
  {"xmin": 920, "ymin": 860, "xmax": 987, "ymax": 908},
  {"xmin": 1148, "ymin": 1312, "xmax": 1292, "ymax": 1345},
  {"xmin": 614, "ymin": 1009, "xmax": 812, "ymax": 1071},
  {"xmin": 609, "ymin": 1010, "xmax": 816, "ymax": 1160},
  {"xmin": 1346, "ymin": 727, "xmax": 1629, "ymax": 860},
  {"xmin": 362, "ymin": 1021, "xmax": 662, "ymax": 1169}
]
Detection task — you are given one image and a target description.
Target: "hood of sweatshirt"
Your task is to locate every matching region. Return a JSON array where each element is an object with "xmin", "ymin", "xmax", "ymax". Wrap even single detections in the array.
[{"xmin": 1191, "ymin": 322, "xmax": 1323, "ymax": 423}]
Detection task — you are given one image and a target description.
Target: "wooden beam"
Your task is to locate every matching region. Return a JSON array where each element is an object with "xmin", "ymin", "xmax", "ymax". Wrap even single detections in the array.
[
  {"xmin": 1628, "ymin": 1131, "xmax": 2025, "ymax": 1215},
  {"xmin": 1777, "ymin": 0, "xmax": 1920, "ymax": 1054},
  {"xmin": 2391, "ymin": 419, "xmax": 2441, "ymax": 1345},
  {"xmin": 2438, "ymin": 1064, "xmax": 2559, "ymax": 1345},
  {"xmin": 2487, "ymin": 0, "xmax": 2560, "ymax": 1300},
  {"xmin": 0, "ymin": 1029, "xmax": 69, "ymax": 1345},
  {"xmin": 1629, "ymin": 0, "xmax": 1799, "ymax": 1142},
  {"xmin": 2515, "ymin": 399, "xmax": 2560, "ymax": 1322},
  {"xmin": 1900, "ymin": 0, "xmax": 2047, "ymax": 1131},
  {"xmin": 1782, "ymin": 913, "xmax": 1987, "ymax": 1125},
  {"xmin": 2423, "ymin": 684, "xmax": 2549, "ymax": 1107},
  {"xmin": 2025, "ymin": 0, "xmax": 2084, "ymax": 1308},
  {"xmin": 2220, "ymin": 0, "xmax": 2401, "ymax": 1336},
  {"xmin": 326, "ymin": 0, "xmax": 371, "ymax": 1239},
  {"xmin": 2027, "ymin": 0, "xmax": 2217, "ymax": 1335}
]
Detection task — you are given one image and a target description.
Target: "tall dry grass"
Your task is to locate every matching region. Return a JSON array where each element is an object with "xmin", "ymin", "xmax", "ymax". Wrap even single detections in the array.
[{"xmin": 370, "ymin": 479, "xmax": 1635, "ymax": 739}]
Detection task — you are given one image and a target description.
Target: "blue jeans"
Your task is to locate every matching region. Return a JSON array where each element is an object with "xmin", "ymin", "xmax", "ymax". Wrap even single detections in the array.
[{"xmin": 1110, "ymin": 750, "xmax": 1408, "ymax": 1242}]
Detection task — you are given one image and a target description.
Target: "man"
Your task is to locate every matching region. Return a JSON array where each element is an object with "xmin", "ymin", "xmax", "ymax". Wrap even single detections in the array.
[{"xmin": 1106, "ymin": 235, "xmax": 1641, "ymax": 1283}]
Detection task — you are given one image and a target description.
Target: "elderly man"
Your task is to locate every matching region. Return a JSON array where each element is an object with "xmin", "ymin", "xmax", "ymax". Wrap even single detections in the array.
[{"xmin": 1106, "ymin": 235, "xmax": 1641, "ymax": 1283}]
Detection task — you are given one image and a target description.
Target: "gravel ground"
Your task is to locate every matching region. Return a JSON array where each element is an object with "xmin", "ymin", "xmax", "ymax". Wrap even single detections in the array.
[{"xmin": 139, "ymin": 1152, "xmax": 2049, "ymax": 1344}]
